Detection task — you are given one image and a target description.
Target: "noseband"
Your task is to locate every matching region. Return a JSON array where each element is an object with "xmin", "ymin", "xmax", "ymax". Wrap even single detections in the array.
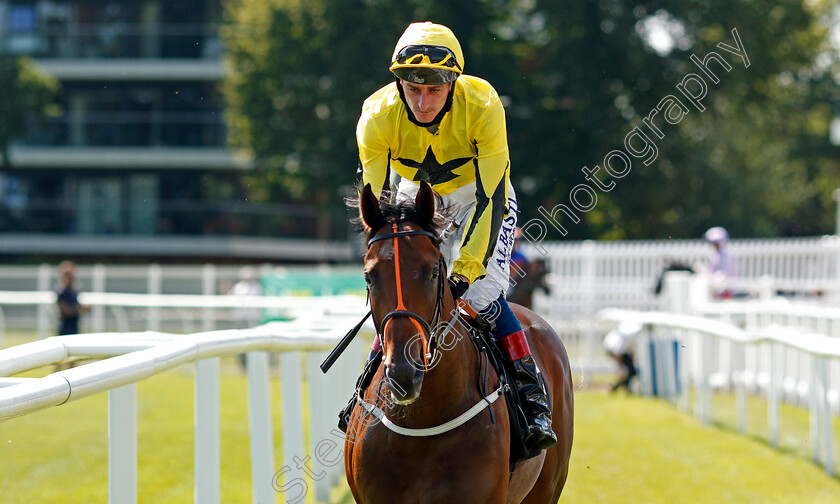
[{"xmin": 367, "ymin": 221, "xmax": 447, "ymax": 368}]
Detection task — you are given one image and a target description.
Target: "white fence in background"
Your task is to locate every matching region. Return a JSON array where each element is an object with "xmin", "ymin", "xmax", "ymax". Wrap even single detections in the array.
[
  {"xmin": 1, "ymin": 234, "xmax": 837, "ymax": 331},
  {"xmin": 1, "ymin": 234, "xmax": 838, "ymax": 376},
  {"xmin": 599, "ymin": 272, "xmax": 839, "ymax": 475},
  {"xmin": 526, "ymin": 235, "xmax": 840, "ymax": 373},
  {"xmin": 0, "ymin": 302, "xmax": 372, "ymax": 504},
  {"xmin": 531, "ymin": 234, "xmax": 840, "ymax": 318},
  {"xmin": 0, "ymin": 263, "xmax": 365, "ymax": 335}
]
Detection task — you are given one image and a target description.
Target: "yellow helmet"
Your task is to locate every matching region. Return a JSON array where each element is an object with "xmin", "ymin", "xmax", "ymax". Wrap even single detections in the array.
[{"xmin": 389, "ymin": 22, "xmax": 464, "ymax": 85}]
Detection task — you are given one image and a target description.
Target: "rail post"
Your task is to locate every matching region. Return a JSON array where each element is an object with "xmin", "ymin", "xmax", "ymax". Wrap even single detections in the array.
[
  {"xmin": 147, "ymin": 264, "xmax": 161, "ymax": 331},
  {"xmin": 818, "ymin": 357, "xmax": 835, "ymax": 474},
  {"xmin": 37, "ymin": 263, "xmax": 50, "ymax": 339},
  {"xmin": 247, "ymin": 351, "xmax": 275, "ymax": 504},
  {"xmin": 91, "ymin": 264, "xmax": 106, "ymax": 333},
  {"xmin": 108, "ymin": 383, "xmax": 138, "ymax": 504},
  {"xmin": 202, "ymin": 264, "xmax": 216, "ymax": 332},
  {"xmin": 768, "ymin": 342, "xmax": 780, "ymax": 448},
  {"xmin": 195, "ymin": 358, "xmax": 220, "ymax": 504}
]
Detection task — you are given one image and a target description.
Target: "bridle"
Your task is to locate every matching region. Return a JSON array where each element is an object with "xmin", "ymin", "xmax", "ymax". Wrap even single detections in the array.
[
  {"xmin": 358, "ymin": 219, "xmax": 507, "ymax": 437},
  {"xmin": 366, "ymin": 221, "xmax": 447, "ymax": 369}
]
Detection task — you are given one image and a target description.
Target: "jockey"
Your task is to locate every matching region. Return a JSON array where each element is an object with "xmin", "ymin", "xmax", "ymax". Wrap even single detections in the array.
[{"xmin": 346, "ymin": 21, "xmax": 556, "ymax": 450}]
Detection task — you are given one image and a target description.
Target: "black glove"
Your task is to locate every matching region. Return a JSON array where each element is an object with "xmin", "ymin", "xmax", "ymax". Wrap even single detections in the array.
[{"xmin": 448, "ymin": 275, "xmax": 470, "ymax": 300}]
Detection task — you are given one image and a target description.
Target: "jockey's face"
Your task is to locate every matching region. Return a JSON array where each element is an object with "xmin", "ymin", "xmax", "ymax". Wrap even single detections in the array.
[{"xmin": 400, "ymin": 80, "xmax": 452, "ymax": 123}]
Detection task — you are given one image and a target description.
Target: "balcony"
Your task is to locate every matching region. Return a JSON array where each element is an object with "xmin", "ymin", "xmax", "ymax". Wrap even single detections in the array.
[
  {"xmin": 27, "ymin": 111, "xmax": 227, "ymax": 148},
  {"xmin": 0, "ymin": 198, "xmax": 335, "ymax": 239},
  {"xmin": 2, "ymin": 23, "xmax": 222, "ymax": 60}
]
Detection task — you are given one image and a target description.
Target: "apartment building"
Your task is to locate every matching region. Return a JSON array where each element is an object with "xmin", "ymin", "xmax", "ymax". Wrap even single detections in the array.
[{"xmin": 0, "ymin": 0, "xmax": 349, "ymax": 262}]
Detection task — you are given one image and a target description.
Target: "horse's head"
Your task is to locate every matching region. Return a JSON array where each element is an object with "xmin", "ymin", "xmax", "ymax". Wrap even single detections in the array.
[{"xmin": 358, "ymin": 181, "xmax": 451, "ymax": 405}]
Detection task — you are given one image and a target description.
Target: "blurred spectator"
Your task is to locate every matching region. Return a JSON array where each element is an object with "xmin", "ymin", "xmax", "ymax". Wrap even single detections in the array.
[
  {"xmin": 228, "ymin": 266, "xmax": 263, "ymax": 328},
  {"xmin": 55, "ymin": 260, "xmax": 87, "ymax": 335},
  {"xmin": 703, "ymin": 226, "xmax": 740, "ymax": 298},
  {"xmin": 603, "ymin": 321, "xmax": 642, "ymax": 393},
  {"xmin": 229, "ymin": 266, "xmax": 263, "ymax": 371}
]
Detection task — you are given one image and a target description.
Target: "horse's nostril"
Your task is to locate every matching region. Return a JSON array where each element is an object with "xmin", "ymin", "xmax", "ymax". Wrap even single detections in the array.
[{"xmin": 384, "ymin": 365, "xmax": 423, "ymax": 403}]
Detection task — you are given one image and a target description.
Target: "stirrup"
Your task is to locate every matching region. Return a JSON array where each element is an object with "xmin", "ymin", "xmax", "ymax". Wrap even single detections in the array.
[
  {"xmin": 336, "ymin": 349, "xmax": 382, "ymax": 433},
  {"xmin": 337, "ymin": 394, "xmax": 356, "ymax": 434}
]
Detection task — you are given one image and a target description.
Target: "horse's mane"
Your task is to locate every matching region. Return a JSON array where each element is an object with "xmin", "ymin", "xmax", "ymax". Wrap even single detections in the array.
[{"xmin": 346, "ymin": 189, "xmax": 455, "ymax": 244}]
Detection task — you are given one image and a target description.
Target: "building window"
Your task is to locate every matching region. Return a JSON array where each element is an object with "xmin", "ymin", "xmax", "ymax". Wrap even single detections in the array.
[{"xmin": 8, "ymin": 3, "xmax": 36, "ymax": 32}]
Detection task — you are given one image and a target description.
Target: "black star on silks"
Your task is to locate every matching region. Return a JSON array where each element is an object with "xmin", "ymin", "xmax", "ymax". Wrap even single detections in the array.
[{"xmin": 397, "ymin": 147, "xmax": 473, "ymax": 186}]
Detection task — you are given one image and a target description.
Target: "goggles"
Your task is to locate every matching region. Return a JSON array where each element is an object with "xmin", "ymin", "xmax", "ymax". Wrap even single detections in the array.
[{"xmin": 390, "ymin": 45, "xmax": 462, "ymax": 73}]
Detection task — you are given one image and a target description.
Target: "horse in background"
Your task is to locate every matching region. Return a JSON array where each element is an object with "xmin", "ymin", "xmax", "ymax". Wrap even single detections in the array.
[{"xmin": 507, "ymin": 259, "xmax": 550, "ymax": 311}]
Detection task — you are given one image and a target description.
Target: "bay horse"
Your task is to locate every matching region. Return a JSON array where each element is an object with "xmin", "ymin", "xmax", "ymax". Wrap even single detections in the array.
[
  {"xmin": 507, "ymin": 259, "xmax": 550, "ymax": 311},
  {"xmin": 344, "ymin": 181, "xmax": 573, "ymax": 503}
]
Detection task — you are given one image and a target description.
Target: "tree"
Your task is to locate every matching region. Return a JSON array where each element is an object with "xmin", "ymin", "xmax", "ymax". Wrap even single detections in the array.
[
  {"xmin": 222, "ymin": 0, "xmax": 840, "ymax": 240},
  {"xmin": 0, "ymin": 55, "xmax": 59, "ymax": 171}
]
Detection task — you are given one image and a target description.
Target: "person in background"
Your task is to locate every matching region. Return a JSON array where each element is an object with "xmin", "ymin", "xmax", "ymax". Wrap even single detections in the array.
[
  {"xmin": 55, "ymin": 260, "xmax": 86, "ymax": 336},
  {"xmin": 229, "ymin": 266, "xmax": 263, "ymax": 328},
  {"xmin": 703, "ymin": 226, "xmax": 739, "ymax": 298},
  {"xmin": 603, "ymin": 321, "xmax": 642, "ymax": 393},
  {"xmin": 228, "ymin": 266, "xmax": 264, "ymax": 370}
]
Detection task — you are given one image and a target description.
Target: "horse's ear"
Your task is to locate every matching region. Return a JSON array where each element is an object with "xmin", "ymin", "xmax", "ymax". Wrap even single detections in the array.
[
  {"xmin": 414, "ymin": 180, "xmax": 435, "ymax": 226},
  {"xmin": 359, "ymin": 184, "xmax": 383, "ymax": 232}
]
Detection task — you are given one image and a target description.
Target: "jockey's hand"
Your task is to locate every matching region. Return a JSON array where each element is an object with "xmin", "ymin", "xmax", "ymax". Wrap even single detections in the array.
[{"xmin": 448, "ymin": 274, "xmax": 470, "ymax": 300}]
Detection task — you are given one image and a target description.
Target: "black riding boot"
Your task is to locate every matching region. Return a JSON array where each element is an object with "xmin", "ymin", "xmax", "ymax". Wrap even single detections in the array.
[
  {"xmin": 511, "ymin": 354, "xmax": 557, "ymax": 450},
  {"xmin": 487, "ymin": 297, "xmax": 557, "ymax": 451},
  {"xmin": 337, "ymin": 348, "xmax": 381, "ymax": 433}
]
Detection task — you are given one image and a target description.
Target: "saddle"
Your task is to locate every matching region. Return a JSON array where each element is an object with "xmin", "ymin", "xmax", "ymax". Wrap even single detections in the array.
[{"xmin": 467, "ymin": 317, "xmax": 543, "ymax": 464}]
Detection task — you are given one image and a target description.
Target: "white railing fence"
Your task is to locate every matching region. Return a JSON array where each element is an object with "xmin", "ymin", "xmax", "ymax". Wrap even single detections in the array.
[
  {"xmin": 599, "ymin": 272, "xmax": 839, "ymax": 475},
  {"xmin": 0, "ymin": 263, "xmax": 365, "ymax": 335},
  {"xmin": 2, "ymin": 234, "xmax": 837, "ymax": 331},
  {"xmin": 0, "ymin": 303, "xmax": 372, "ymax": 504},
  {"xmin": 532, "ymin": 234, "xmax": 840, "ymax": 319}
]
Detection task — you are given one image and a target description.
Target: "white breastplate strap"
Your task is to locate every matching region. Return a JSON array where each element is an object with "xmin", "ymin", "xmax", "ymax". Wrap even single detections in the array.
[{"xmin": 356, "ymin": 384, "xmax": 505, "ymax": 437}]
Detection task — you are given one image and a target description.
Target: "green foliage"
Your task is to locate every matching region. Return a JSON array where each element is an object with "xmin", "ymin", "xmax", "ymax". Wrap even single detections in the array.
[
  {"xmin": 222, "ymin": 0, "xmax": 840, "ymax": 239},
  {"xmin": 0, "ymin": 56, "xmax": 59, "ymax": 170}
]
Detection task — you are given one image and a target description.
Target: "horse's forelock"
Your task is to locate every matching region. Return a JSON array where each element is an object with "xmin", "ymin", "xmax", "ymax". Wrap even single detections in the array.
[{"xmin": 347, "ymin": 190, "xmax": 454, "ymax": 243}]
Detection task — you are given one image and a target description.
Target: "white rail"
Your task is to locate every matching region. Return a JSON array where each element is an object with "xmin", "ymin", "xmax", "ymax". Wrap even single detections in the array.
[
  {"xmin": 0, "ymin": 289, "xmax": 364, "ymax": 346},
  {"xmin": 0, "ymin": 311, "xmax": 372, "ymax": 503},
  {"xmin": 598, "ymin": 274, "xmax": 839, "ymax": 475},
  {"xmin": 532, "ymin": 234, "xmax": 840, "ymax": 318}
]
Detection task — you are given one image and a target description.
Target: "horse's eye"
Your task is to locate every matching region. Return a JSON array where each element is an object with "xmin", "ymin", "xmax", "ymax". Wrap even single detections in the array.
[
  {"xmin": 429, "ymin": 269, "xmax": 440, "ymax": 280},
  {"xmin": 364, "ymin": 273, "xmax": 372, "ymax": 285}
]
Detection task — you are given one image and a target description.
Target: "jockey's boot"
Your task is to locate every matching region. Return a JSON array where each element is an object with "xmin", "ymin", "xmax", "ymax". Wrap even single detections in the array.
[
  {"xmin": 337, "ymin": 347, "xmax": 380, "ymax": 433},
  {"xmin": 503, "ymin": 338, "xmax": 557, "ymax": 451},
  {"xmin": 482, "ymin": 295, "xmax": 557, "ymax": 451}
]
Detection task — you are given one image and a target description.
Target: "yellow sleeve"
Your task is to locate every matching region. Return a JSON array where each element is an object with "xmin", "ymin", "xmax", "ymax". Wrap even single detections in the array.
[
  {"xmin": 356, "ymin": 112, "xmax": 391, "ymax": 199},
  {"xmin": 452, "ymin": 97, "xmax": 510, "ymax": 283}
]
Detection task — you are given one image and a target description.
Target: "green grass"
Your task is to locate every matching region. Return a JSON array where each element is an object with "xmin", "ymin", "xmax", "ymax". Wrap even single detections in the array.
[
  {"xmin": 0, "ymin": 354, "xmax": 354, "ymax": 503},
  {"xmin": 563, "ymin": 390, "xmax": 840, "ymax": 503},
  {"xmin": 2, "ymin": 332, "xmax": 839, "ymax": 503}
]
